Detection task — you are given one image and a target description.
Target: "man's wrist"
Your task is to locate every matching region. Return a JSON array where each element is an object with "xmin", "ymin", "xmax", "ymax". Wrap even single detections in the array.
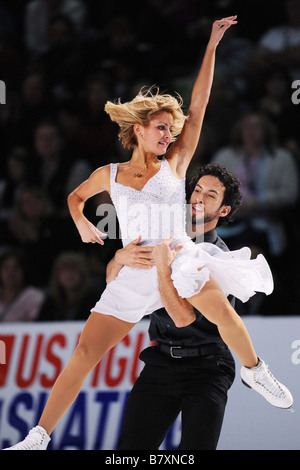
[
  {"xmin": 156, "ymin": 265, "xmax": 172, "ymax": 277},
  {"xmin": 114, "ymin": 249, "xmax": 125, "ymax": 269}
]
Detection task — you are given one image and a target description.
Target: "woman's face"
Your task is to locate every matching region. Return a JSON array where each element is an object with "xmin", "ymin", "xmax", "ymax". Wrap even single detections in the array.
[{"xmin": 138, "ymin": 111, "xmax": 173, "ymax": 155}]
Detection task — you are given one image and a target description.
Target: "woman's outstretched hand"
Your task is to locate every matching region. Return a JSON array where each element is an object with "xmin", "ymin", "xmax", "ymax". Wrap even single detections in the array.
[
  {"xmin": 209, "ymin": 15, "xmax": 238, "ymax": 46},
  {"xmin": 76, "ymin": 218, "xmax": 107, "ymax": 245}
]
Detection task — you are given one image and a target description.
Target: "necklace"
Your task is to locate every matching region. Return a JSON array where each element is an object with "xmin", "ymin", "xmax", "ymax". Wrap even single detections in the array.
[
  {"xmin": 128, "ymin": 159, "xmax": 158, "ymax": 178},
  {"xmin": 129, "ymin": 162, "xmax": 149, "ymax": 178}
]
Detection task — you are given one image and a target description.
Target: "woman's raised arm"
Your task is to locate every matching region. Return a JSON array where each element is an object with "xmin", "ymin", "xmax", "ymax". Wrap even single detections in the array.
[{"xmin": 166, "ymin": 16, "xmax": 237, "ymax": 178}]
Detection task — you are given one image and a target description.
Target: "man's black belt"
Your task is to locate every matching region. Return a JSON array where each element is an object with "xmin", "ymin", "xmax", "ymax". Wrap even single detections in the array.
[{"xmin": 156, "ymin": 342, "xmax": 227, "ymax": 359}]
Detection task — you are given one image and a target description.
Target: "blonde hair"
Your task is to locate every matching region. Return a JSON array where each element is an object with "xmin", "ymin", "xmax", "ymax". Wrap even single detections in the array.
[{"xmin": 104, "ymin": 87, "xmax": 186, "ymax": 149}]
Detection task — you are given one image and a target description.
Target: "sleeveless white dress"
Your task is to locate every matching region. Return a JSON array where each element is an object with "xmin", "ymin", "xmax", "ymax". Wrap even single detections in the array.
[{"xmin": 91, "ymin": 158, "xmax": 273, "ymax": 322}]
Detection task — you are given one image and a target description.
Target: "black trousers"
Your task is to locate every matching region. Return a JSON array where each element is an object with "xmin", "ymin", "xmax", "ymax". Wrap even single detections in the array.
[{"xmin": 118, "ymin": 346, "xmax": 235, "ymax": 450}]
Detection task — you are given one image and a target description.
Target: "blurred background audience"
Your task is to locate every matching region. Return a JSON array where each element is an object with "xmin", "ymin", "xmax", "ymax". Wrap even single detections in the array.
[
  {"xmin": 37, "ymin": 251, "xmax": 100, "ymax": 321},
  {"xmin": 0, "ymin": 249, "xmax": 45, "ymax": 321},
  {"xmin": 0, "ymin": 0, "xmax": 299, "ymax": 320}
]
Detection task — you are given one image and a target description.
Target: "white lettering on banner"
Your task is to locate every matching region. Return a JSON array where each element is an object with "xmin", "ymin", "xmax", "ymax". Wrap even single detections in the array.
[
  {"xmin": 0, "ymin": 340, "xmax": 5, "ymax": 364},
  {"xmin": 3, "ymin": 318, "xmax": 298, "ymax": 450},
  {"xmin": 0, "ymin": 321, "xmax": 167, "ymax": 450},
  {"xmin": 0, "ymin": 327, "xmax": 151, "ymax": 390}
]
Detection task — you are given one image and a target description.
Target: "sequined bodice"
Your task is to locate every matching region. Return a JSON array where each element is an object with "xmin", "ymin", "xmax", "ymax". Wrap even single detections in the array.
[{"xmin": 110, "ymin": 158, "xmax": 190, "ymax": 247}]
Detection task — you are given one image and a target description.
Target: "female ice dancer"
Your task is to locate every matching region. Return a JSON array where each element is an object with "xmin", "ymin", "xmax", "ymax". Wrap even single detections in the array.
[{"xmin": 5, "ymin": 17, "xmax": 293, "ymax": 450}]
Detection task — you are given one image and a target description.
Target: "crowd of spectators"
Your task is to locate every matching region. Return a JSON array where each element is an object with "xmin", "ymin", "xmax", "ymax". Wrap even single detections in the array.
[{"xmin": 0, "ymin": 0, "xmax": 299, "ymax": 321}]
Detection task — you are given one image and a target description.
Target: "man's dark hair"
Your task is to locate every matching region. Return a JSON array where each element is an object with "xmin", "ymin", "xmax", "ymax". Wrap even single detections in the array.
[{"xmin": 187, "ymin": 163, "xmax": 242, "ymax": 226}]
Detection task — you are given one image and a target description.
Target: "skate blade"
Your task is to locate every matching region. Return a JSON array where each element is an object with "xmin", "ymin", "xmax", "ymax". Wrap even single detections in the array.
[{"xmin": 241, "ymin": 379, "xmax": 252, "ymax": 389}]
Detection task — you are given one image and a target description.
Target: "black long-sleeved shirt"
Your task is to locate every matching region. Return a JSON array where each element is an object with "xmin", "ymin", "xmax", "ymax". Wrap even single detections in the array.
[{"xmin": 149, "ymin": 228, "xmax": 234, "ymax": 347}]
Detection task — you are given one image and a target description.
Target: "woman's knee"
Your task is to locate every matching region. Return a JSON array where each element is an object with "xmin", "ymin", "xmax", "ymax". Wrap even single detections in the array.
[
  {"xmin": 212, "ymin": 300, "xmax": 237, "ymax": 327},
  {"xmin": 71, "ymin": 341, "xmax": 102, "ymax": 373}
]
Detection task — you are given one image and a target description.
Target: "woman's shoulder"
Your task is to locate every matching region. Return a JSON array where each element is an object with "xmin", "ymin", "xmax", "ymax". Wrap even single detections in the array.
[
  {"xmin": 92, "ymin": 164, "xmax": 112, "ymax": 176},
  {"xmin": 86, "ymin": 164, "xmax": 112, "ymax": 191}
]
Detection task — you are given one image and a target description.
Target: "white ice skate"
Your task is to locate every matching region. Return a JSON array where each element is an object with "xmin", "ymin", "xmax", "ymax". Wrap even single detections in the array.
[
  {"xmin": 240, "ymin": 358, "xmax": 293, "ymax": 409},
  {"xmin": 3, "ymin": 426, "xmax": 50, "ymax": 450}
]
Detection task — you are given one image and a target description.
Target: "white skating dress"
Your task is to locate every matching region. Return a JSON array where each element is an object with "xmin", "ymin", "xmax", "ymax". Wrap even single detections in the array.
[{"xmin": 92, "ymin": 158, "xmax": 273, "ymax": 322}]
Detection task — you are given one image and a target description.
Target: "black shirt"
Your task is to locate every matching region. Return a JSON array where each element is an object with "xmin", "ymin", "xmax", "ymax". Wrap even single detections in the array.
[{"xmin": 149, "ymin": 229, "xmax": 234, "ymax": 348}]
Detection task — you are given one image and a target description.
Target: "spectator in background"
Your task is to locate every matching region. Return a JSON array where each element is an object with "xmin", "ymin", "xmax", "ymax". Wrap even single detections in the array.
[
  {"xmin": 0, "ymin": 146, "xmax": 29, "ymax": 220},
  {"xmin": 0, "ymin": 186, "xmax": 80, "ymax": 286},
  {"xmin": 59, "ymin": 73, "xmax": 116, "ymax": 168},
  {"xmin": 202, "ymin": 74, "xmax": 240, "ymax": 150},
  {"xmin": 33, "ymin": 14, "xmax": 87, "ymax": 104},
  {"xmin": 249, "ymin": 0, "xmax": 300, "ymax": 81},
  {"xmin": 0, "ymin": 249, "xmax": 45, "ymax": 322},
  {"xmin": 24, "ymin": 0, "xmax": 87, "ymax": 58},
  {"xmin": 0, "ymin": 24, "xmax": 22, "ymax": 92},
  {"xmin": 0, "ymin": 89, "xmax": 21, "ymax": 164},
  {"xmin": 31, "ymin": 119, "xmax": 70, "ymax": 212},
  {"xmin": 17, "ymin": 70, "xmax": 53, "ymax": 147},
  {"xmin": 31, "ymin": 119, "xmax": 91, "ymax": 212},
  {"xmin": 256, "ymin": 66, "xmax": 299, "ymax": 148},
  {"xmin": 211, "ymin": 112, "xmax": 299, "ymax": 315},
  {"xmin": 37, "ymin": 252, "xmax": 100, "ymax": 321},
  {"xmin": 211, "ymin": 112, "xmax": 298, "ymax": 258}
]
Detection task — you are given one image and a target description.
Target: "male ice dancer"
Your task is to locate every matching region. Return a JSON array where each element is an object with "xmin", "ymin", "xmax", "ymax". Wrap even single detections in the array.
[{"xmin": 107, "ymin": 163, "xmax": 292, "ymax": 450}]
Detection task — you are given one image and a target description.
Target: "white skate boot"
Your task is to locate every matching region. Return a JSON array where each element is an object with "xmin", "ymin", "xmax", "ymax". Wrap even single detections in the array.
[
  {"xmin": 240, "ymin": 358, "xmax": 293, "ymax": 409},
  {"xmin": 3, "ymin": 426, "xmax": 51, "ymax": 450}
]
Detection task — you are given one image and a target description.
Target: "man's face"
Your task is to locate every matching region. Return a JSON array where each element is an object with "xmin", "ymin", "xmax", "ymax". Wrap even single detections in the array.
[{"xmin": 189, "ymin": 174, "xmax": 228, "ymax": 226}]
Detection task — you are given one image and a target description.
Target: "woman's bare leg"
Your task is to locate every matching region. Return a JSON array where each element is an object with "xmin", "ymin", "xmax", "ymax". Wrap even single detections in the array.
[
  {"xmin": 187, "ymin": 277, "xmax": 258, "ymax": 368},
  {"xmin": 38, "ymin": 312, "xmax": 135, "ymax": 435}
]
